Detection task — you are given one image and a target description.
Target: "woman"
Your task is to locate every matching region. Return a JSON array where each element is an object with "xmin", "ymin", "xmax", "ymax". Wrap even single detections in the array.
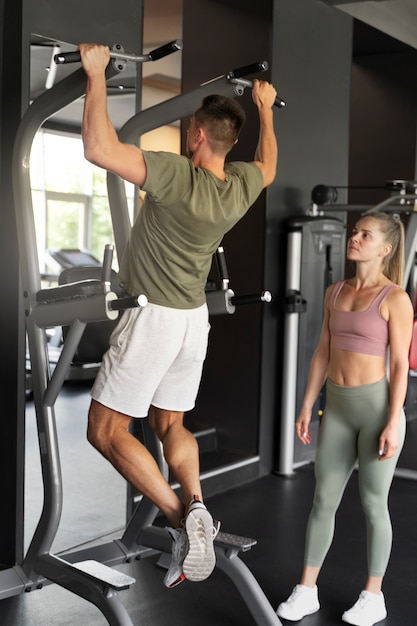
[{"xmin": 277, "ymin": 212, "xmax": 413, "ymax": 625}]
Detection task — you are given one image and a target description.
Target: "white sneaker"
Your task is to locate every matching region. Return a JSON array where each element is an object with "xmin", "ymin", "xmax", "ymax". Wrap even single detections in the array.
[
  {"xmin": 164, "ymin": 527, "xmax": 188, "ymax": 588},
  {"xmin": 277, "ymin": 584, "xmax": 320, "ymax": 621},
  {"xmin": 182, "ymin": 496, "xmax": 219, "ymax": 583},
  {"xmin": 342, "ymin": 590, "xmax": 387, "ymax": 626}
]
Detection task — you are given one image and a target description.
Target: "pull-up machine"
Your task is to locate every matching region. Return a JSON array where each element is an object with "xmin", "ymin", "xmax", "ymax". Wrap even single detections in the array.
[{"xmin": 7, "ymin": 38, "xmax": 284, "ymax": 625}]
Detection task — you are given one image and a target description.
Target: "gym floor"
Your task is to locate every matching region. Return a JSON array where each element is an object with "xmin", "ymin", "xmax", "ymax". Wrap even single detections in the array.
[{"xmin": 0, "ymin": 383, "xmax": 416, "ymax": 625}]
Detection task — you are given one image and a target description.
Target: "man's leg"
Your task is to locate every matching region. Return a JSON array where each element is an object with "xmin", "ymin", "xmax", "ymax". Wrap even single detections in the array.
[
  {"xmin": 149, "ymin": 405, "xmax": 218, "ymax": 585},
  {"xmin": 87, "ymin": 398, "xmax": 185, "ymax": 528},
  {"xmin": 148, "ymin": 405, "xmax": 202, "ymax": 507}
]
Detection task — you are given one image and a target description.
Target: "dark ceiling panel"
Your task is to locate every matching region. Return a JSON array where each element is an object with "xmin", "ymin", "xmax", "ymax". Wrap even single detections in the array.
[{"xmin": 353, "ymin": 18, "xmax": 417, "ymax": 56}]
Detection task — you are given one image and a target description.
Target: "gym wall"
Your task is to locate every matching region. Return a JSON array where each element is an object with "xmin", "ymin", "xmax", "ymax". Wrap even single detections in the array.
[{"xmin": 182, "ymin": 0, "xmax": 353, "ymax": 473}]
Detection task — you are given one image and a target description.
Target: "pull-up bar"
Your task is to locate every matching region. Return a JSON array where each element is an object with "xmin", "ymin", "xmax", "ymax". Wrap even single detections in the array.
[
  {"xmin": 54, "ymin": 39, "xmax": 183, "ymax": 68},
  {"xmin": 54, "ymin": 43, "xmax": 286, "ymax": 108}
]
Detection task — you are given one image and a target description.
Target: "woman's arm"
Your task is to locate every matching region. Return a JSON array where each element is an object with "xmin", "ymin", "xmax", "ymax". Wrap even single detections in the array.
[
  {"xmin": 379, "ymin": 287, "xmax": 413, "ymax": 460},
  {"xmin": 296, "ymin": 284, "xmax": 332, "ymax": 444}
]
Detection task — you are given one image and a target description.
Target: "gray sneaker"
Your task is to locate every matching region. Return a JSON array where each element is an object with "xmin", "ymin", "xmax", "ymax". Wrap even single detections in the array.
[
  {"xmin": 277, "ymin": 584, "xmax": 320, "ymax": 621},
  {"xmin": 182, "ymin": 496, "xmax": 219, "ymax": 583},
  {"xmin": 164, "ymin": 527, "xmax": 188, "ymax": 588}
]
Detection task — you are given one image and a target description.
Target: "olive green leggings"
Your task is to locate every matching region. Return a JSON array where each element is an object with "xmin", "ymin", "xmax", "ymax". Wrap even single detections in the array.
[{"xmin": 304, "ymin": 377, "xmax": 405, "ymax": 578}]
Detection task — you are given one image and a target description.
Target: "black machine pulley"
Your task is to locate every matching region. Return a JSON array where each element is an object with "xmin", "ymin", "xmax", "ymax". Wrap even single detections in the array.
[{"xmin": 311, "ymin": 185, "xmax": 338, "ymax": 206}]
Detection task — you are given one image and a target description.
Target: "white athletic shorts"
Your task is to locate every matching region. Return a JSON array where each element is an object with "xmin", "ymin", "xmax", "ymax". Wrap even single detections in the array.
[{"xmin": 91, "ymin": 302, "xmax": 210, "ymax": 418}]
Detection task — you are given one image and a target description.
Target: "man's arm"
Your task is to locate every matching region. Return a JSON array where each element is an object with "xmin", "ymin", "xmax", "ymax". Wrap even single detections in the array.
[
  {"xmin": 252, "ymin": 79, "xmax": 278, "ymax": 188},
  {"xmin": 79, "ymin": 43, "xmax": 147, "ymax": 186}
]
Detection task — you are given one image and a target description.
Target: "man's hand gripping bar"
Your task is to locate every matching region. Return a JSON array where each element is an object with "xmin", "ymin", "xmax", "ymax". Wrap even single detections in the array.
[
  {"xmin": 54, "ymin": 40, "xmax": 183, "ymax": 68},
  {"xmin": 227, "ymin": 61, "xmax": 285, "ymax": 108}
]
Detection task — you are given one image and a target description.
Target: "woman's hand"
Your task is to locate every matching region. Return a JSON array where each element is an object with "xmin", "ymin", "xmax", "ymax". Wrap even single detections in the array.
[
  {"xmin": 296, "ymin": 408, "xmax": 313, "ymax": 445},
  {"xmin": 378, "ymin": 422, "xmax": 399, "ymax": 461}
]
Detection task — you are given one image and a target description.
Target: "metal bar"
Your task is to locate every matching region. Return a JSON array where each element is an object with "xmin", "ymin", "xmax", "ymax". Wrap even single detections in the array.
[
  {"xmin": 13, "ymin": 63, "xmax": 120, "ymax": 308},
  {"xmin": 364, "ymin": 194, "xmax": 417, "ymax": 214},
  {"xmin": 54, "ymin": 39, "xmax": 183, "ymax": 66},
  {"xmin": 278, "ymin": 231, "xmax": 303, "ymax": 476},
  {"xmin": 12, "ymin": 61, "xmax": 121, "ymax": 582},
  {"xmin": 43, "ymin": 320, "xmax": 87, "ymax": 407},
  {"xmin": 215, "ymin": 550, "xmax": 283, "ymax": 626}
]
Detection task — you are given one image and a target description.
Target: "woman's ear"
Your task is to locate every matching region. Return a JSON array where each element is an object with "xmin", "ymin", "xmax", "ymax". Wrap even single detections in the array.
[{"xmin": 381, "ymin": 243, "xmax": 393, "ymax": 258}]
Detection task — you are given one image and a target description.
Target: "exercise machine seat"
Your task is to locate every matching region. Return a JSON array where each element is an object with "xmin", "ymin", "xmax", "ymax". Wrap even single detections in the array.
[{"xmin": 59, "ymin": 266, "xmax": 124, "ymax": 363}]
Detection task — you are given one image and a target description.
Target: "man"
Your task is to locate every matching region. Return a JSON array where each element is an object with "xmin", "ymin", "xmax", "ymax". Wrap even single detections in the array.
[{"xmin": 79, "ymin": 43, "xmax": 278, "ymax": 588}]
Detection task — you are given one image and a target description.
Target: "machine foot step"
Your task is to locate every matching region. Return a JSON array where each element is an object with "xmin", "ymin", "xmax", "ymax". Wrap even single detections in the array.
[
  {"xmin": 73, "ymin": 560, "xmax": 135, "ymax": 590},
  {"xmin": 215, "ymin": 531, "xmax": 257, "ymax": 551},
  {"xmin": 157, "ymin": 530, "xmax": 257, "ymax": 571}
]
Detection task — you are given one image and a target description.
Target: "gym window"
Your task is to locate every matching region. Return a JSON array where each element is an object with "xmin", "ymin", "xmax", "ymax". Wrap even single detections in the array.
[{"xmin": 30, "ymin": 129, "xmax": 135, "ymax": 277}]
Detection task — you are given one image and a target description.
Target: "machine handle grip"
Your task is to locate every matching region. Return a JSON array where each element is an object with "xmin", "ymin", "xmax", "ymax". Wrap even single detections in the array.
[
  {"xmin": 101, "ymin": 244, "xmax": 114, "ymax": 285},
  {"xmin": 54, "ymin": 39, "xmax": 183, "ymax": 65},
  {"xmin": 229, "ymin": 60, "xmax": 269, "ymax": 78},
  {"xmin": 109, "ymin": 294, "xmax": 148, "ymax": 311},
  {"xmin": 148, "ymin": 39, "xmax": 183, "ymax": 61},
  {"xmin": 54, "ymin": 51, "xmax": 81, "ymax": 64},
  {"xmin": 227, "ymin": 61, "xmax": 285, "ymax": 107},
  {"xmin": 230, "ymin": 291, "xmax": 272, "ymax": 306},
  {"xmin": 273, "ymin": 95, "xmax": 286, "ymax": 109},
  {"xmin": 216, "ymin": 247, "xmax": 229, "ymax": 282}
]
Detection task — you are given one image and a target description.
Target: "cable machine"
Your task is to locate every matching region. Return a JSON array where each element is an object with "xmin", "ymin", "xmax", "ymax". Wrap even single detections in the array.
[{"xmin": 278, "ymin": 215, "xmax": 345, "ymax": 476}]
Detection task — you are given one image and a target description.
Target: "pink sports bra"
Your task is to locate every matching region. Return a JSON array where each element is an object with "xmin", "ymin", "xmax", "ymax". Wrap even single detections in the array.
[{"xmin": 329, "ymin": 280, "xmax": 396, "ymax": 357}]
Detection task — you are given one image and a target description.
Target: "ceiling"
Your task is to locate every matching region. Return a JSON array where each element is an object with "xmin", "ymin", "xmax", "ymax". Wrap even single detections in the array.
[
  {"xmin": 328, "ymin": 0, "xmax": 417, "ymax": 52},
  {"xmin": 30, "ymin": 0, "xmax": 417, "ymax": 132}
]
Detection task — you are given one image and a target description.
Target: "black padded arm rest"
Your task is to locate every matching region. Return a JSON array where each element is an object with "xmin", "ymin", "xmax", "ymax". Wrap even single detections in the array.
[{"xmin": 36, "ymin": 279, "xmax": 103, "ymax": 304}]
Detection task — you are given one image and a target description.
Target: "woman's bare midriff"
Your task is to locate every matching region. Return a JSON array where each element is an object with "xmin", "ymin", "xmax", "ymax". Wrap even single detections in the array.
[{"xmin": 328, "ymin": 348, "xmax": 387, "ymax": 387}]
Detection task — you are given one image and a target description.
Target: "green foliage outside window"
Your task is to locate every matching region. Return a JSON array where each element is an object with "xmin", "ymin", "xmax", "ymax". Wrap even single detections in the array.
[
  {"xmin": 46, "ymin": 199, "xmax": 83, "ymax": 250},
  {"xmin": 91, "ymin": 196, "xmax": 114, "ymax": 261},
  {"xmin": 30, "ymin": 130, "xmax": 133, "ymax": 272}
]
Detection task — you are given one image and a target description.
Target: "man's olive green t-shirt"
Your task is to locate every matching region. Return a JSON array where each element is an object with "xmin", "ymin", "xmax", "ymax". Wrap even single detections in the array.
[{"xmin": 118, "ymin": 150, "xmax": 264, "ymax": 309}]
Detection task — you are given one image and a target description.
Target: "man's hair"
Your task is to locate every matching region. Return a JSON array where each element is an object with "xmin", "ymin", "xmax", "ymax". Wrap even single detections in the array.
[{"xmin": 193, "ymin": 94, "xmax": 246, "ymax": 154}]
